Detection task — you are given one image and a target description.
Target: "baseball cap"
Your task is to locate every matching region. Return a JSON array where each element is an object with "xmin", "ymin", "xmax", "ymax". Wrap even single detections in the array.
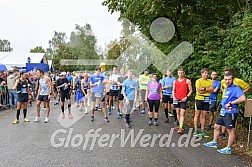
[{"xmin": 60, "ymin": 72, "xmax": 66, "ymax": 76}]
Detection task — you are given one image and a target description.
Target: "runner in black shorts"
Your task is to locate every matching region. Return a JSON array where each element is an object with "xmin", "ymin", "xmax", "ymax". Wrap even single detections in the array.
[
  {"xmin": 56, "ymin": 72, "xmax": 72, "ymax": 119},
  {"xmin": 107, "ymin": 67, "xmax": 120, "ymax": 116},
  {"xmin": 117, "ymin": 69, "xmax": 127, "ymax": 118},
  {"xmin": 89, "ymin": 66, "xmax": 109, "ymax": 122},
  {"xmin": 81, "ymin": 74, "xmax": 90, "ymax": 114},
  {"xmin": 35, "ymin": 69, "xmax": 53, "ymax": 123},
  {"xmin": 12, "ymin": 72, "xmax": 30, "ymax": 124}
]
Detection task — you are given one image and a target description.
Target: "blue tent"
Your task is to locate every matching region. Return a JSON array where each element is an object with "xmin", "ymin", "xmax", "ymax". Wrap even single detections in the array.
[
  {"xmin": 0, "ymin": 64, "xmax": 7, "ymax": 71},
  {"xmin": 26, "ymin": 63, "xmax": 49, "ymax": 73}
]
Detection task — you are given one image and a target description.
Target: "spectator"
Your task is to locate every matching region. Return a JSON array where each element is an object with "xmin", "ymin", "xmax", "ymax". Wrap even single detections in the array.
[{"xmin": 7, "ymin": 71, "xmax": 18, "ymax": 108}]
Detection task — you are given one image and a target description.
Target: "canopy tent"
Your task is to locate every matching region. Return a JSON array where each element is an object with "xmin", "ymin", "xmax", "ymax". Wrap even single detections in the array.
[{"xmin": 0, "ymin": 52, "xmax": 47, "ymax": 68}]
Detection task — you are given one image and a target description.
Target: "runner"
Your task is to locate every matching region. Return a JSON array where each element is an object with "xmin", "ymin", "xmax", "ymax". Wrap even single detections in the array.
[
  {"xmin": 81, "ymin": 74, "xmax": 90, "ymax": 114},
  {"xmin": 117, "ymin": 69, "xmax": 127, "ymax": 119},
  {"xmin": 54, "ymin": 72, "xmax": 61, "ymax": 105},
  {"xmin": 145, "ymin": 73, "xmax": 162, "ymax": 126},
  {"xmin": 218, "ymin": 68, "xmax": 250, "ymax": 140},
  {"xmin": 90, "ymin": 66, "xmax": 109, "ymax": 122},
  {"xmin": 206, "ymin": 70, "xmax": 221, "ymax": 131},
  {"xmin": 194, "ymin": 68, "xmax": 214, "ymax": 138},
  {"xmin": 108, "ymin": 67, "xmax": 120, "ymax": 117},
  {"xmin": 74, "ymin": 74, "xmax": 84, "ymax": 111},
  {"xmin": 12, "ymin": 72, "xmax": 30, "ymax": 124},
  {"xmin": 161, "ymin": 70, "xmax": 176, "ymax": 123},
  {"xmin": 56, "ymin": 72, "xmax": 73, "ymax": 119},
  {"xmin": 122, "ymin": 70, "xmax": 138, "ymax": 128},
  {"xmin": 172, "ymin": 68, "xmax": 193, "ymax": 134},
  {"xmin": 34, "ymin": 69, "xmax": 53, "ymax": 123},
  {"xmin": 139, "ymin": 69, "xmax": 150, "ymax": 114},
  {"xmin": 203, "ymin": 72, "xmax": 246, "ymax": 154}
]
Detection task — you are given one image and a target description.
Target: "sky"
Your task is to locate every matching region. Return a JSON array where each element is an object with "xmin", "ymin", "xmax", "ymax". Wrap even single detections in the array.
[{"xmin": 0, "ymin": 0, "xmax": 122, "ymax": 52}]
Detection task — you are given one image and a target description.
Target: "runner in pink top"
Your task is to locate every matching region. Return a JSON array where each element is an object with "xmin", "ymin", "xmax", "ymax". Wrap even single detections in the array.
[{"xmin": 145, "ymin": 73, "xmax": 162, "ymax": 126}]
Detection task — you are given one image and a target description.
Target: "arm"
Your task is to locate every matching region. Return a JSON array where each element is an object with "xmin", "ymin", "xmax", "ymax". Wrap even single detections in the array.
[
  {"xmin": 243, "ymin": 85, "xmax": 250, "ymax": 93},
  {"xmin": 187, "ymin": 79, "xmax": 193, "ymax": 97},
  {"xmin": 134, "ymin": 86, "xmax": 138, "ymax": 102},
  {"xmin": 47, "ymin": 78, "xmax": 53, "ymax": 95},
  {"xmin": 172, "ymin": 81, "xmax": 176, "ymax": 100},
  {"xmin": 12, "ymin": 79, "xmax": 19, "ymax": 90},
  {"xmin": 230, "ymin": 95, "xmax": 246, "ymax": 105},
  {"xmin": 145, "ymin": 87, "xmax": 149, "ymax": 101}
]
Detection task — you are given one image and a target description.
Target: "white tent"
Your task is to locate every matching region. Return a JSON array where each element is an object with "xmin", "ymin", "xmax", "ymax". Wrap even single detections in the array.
[{"xmin": 0, "ymin": 52, "xmax": 46, "ymax": 67}]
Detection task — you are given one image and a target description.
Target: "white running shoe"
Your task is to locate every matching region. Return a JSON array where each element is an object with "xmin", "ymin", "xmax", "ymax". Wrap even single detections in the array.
[
  {"xmin": 34, "ymin": 116, "xmax": 40, "ymax": 122},
  {"xmin": 44, "ymin": 117, "xmax": 49, "ymax": 123}
]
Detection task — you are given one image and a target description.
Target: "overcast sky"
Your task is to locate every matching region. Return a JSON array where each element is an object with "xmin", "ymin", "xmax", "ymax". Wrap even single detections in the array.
[{"xmin": 0, "ymin": 0, "xmax": 122, "ymax": 52}]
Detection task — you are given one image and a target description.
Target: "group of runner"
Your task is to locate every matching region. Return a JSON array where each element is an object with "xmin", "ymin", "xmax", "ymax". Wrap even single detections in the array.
[{"xmin": 11, "ymin": 66, "xmax": 250, "ymax": 154}]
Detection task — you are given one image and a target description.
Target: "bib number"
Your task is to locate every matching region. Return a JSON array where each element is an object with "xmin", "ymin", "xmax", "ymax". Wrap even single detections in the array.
[
  {"xmin": 173, "ymin": 100, "xmax": 179, "ymax": 105},
  {"xmin": 21, "ymin": 88, "xmax": 27, "ymax": 93},
  {"xmin": 204, "ymin": 96, "xmax": 210, "ymax": 103},
  {"xmin": 150, "ymin": 89, "xmax": 158, "ymax": 94},
  {"xmin": 95, "ymin": 93, "xmax": 101, "ymax": 98},
  {"xmin": 220, "ymin": 108, "xmax": 225, "ymax": 116}
]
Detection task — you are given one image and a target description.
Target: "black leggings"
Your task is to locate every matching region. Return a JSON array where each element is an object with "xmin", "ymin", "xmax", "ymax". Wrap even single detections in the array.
[{"xmin": 148, "ymin": 100, "xmax": 160, "ymax": 113}]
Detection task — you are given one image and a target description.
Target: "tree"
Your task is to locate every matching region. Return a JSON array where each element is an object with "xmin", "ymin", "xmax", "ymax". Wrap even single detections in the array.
[
  {"xmin": 30, "ymin": 46, "xmax": 46, "ymax": 53},
  {"xmin": 48, "ymin": 31, "xmax": 67, "ymax": 58},
  {"xmin": 0, "ymin": 39, "xmax": 13, "ymax": 52}
]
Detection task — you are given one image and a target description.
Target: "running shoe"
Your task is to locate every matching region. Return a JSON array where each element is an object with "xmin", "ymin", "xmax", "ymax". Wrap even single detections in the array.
[
  {"xmin": 174, "ymin": 120, "xmax": 179, "ymax": 125},
  {"xmin": 54, "ymin": 102, "xmax": 59, "ymax": 105},
  {"xmin": 203, "ymin": 141, "xmax": 217, "ymax": 148},
  {"xmin": 148, "ymin": 120, "xmax": 152, "ymax": 125},
  {"xmin": 200, "ymin": 131, "xmax": 210, "ymax": 138},
  {"xmin": 206, "ymin": 125, "xmax": 212, "ymax": 131},
  {"xmin": 178, "ymin": 127, "xmax": 183, "ymax": 134},
  {"xmin": 68, "ymin": 114, "xmax": 73, "ymax": 119},
  {"xmin": 193, "ymin": 130, "xmax": 199, "ymax": 137},
  {"xmin": 217, "ymin": 147, "xmax": 231, "ymax": 154},
  {"xmin": 217, "ymin": 133, "xmax": 226, "ymax": 140},
  {"xmin": 23, "ymin": 117, "xmax": 30, "ymax": 122},
  {"xmin": 119, "ymin": 112, "xmax": 123, "ymax": 116},
  {"xmin": 44, "ymin": 117, "xmax": 49, "ymax": 123},
  {"xmin": 59, "ymin": 113, "xmax": 65, "ymax": 119},
  {"xmin": 91, "ymin": 116, "xmax": 94, "ymax": 121},
  {"xmin": 84, "ymin": 108, "xmax": 88, "ymax": 114},
  {"xmin": 104, "ymin": 117, "xmax": 110, "ymax": 123},
  {"xmin": 12, "ymin": 119, "xmax": 19, "ymax": 124},
  {"xmin": 168, "ymin": 113, "xmax": 174, "ymax": 117},
  {"xmin": 174, "ymin": 126, "xmax": 180, "ymax": 130},
  {"xmin": 34, "ymin": 116, "xmax": 40, "ymax": 122},
  {"xmin": 153, "ymin": 121, "xmax": 158, "ymax": 126},
  {"xmin": 164, "ymin": 118, "xmax": 170, "ymax": 123},
  {"xmin": 126, "ymin": 123, "xmax": 131, "ymax": 128},
  {"xmin": 108, "ymin": 109, "xmax": 111, "ymax": 115},
  {"xmin": 140, "ymin": 110, "xmax": 145, "ymax": 114},
  {"xmin": 112, "ymin": 106, "xmax": 116, "ymax": 110}
]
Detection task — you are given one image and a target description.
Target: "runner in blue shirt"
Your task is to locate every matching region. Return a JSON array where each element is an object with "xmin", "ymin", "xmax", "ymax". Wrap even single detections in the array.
[
  {"xmin": 122, "ymin": 70, "xmax": 138, "ymax": 128},
  {"xmin": 207, "ymin": 71, "xmax": 221, "ymax": 131},
  {"xmin": 203, "ymin": 72, "xmax": 246, "ymax": 154},
  {"xmin": 90, "ymin": 66, "xmax": 109, "ymax": 123},
  {"xmin": 161, "ymin": 70, "xmax": 176, "ymax": 123}
]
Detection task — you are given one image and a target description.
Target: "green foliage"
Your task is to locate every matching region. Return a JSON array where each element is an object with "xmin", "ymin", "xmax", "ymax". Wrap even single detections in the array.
[
  {"xmin": 52, "ymin": 24, "xmax": 101, "ymax": 71},
  {"xmin": 30, "ymin": 46, "xmax": 46, "ymax": 53},
  {"xmin": 0, "ymin": 39, "xmax": 12, "ymax": 52}
]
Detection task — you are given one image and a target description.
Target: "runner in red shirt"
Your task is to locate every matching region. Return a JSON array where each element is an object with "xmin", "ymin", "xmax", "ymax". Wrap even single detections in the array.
[{"xmin": 172, "ymin": 68, "xmax": 193, "ymax": 134}]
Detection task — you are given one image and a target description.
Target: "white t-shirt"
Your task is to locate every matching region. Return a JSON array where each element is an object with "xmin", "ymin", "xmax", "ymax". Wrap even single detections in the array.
[{"xmin": 109, "ymin": 74, "xmax": 119, "ymax": 90}]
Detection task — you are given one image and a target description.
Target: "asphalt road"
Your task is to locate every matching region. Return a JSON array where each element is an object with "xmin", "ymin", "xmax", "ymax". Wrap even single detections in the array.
[{"xmin": 0, "ymin": 98, "xmax": 248, "ymax": 167}]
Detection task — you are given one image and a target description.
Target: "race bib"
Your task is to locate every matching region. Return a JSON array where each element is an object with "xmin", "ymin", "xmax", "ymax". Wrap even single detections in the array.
[
  {"xmin": 173, "ymin": 100, "xmax": 179, "ymax": 105},
  {"xmin": 95, "ymin": 93, "xmax": 101, "ymax": 97},
  {"xmin": 150, "ymin": 89, "xmax": 158, "ymax": 94},
  {"xmin": 220, "ymin": 108, "xmax": 225, "ymax": 116},
  {"xmin": 204, "ymin": 96, "xmax": 210, "ymax": 103},
  {"xmin": 21, "ymin": 88, "xmax": 28, "ymax": 93}
]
